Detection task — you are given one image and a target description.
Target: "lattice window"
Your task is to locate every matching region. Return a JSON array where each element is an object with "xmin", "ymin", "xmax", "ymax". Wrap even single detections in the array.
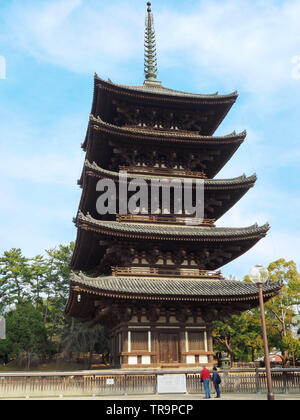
[
  {"xmin": 131, "ymin": 332, "xmax": 148, "ymax": 351},
  {"xmin": 189, "ymin": 332, "xmax": 205, "ymax": 351}
]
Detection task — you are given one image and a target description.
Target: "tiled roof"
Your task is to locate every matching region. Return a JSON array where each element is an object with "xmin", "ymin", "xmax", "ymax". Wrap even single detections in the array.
[
  {"xmin": 70, "ymin": 271, "xmax": 282, "ymax": 301},
  {"xmin": 95, "ymin": 75, "xmax": 238, "ymax": 101},
  {"xmin": 84, "ymin": 160, "xmax": 257, "ymax": 187},
  {"xmin": 89, "ymin": 115, "xmax": 246, "ymax": 143},
  {"xmin": 76, "ymin": 211, "xmax": 270, "ymax": 240}
]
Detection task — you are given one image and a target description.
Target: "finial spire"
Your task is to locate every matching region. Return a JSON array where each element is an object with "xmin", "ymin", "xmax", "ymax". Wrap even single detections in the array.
[{"xmin": 144, "ymin": 2, "xmax": 158, "ymax": 82}]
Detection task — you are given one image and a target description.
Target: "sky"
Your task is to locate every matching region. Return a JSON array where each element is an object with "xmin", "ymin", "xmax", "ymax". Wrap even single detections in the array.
[{"xmin": 0, "ymin": 0, "xmax": 299, "ymax": 279}]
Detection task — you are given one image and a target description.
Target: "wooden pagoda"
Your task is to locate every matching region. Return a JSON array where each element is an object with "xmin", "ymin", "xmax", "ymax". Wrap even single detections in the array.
[{"xmin": 65, "ymin": 2, "xmax": 281, "ymax": 368}]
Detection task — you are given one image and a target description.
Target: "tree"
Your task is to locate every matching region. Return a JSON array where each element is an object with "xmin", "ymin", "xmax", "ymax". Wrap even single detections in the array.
[
  {"xmin": 29, "ymin": 254, "xmax": 49, "ymax": 309},
  {"xmin": 0, "ymin": 243, "xmax": 75, "ymax": 364},
  {"xmin": 265, "ymin": 259, "xmax": 300, "ymax": 365},
  {"xmin": 0, "ymin": 303, "xmax": 49, "ymax": 369},
  {"xmin": 43, "ymin": 243, "xmax": 74, "ymax": 349},
  {"xmin": 62, "ymin": 319, "xmax": 110, "ymax": 368},
  {"xmin": 213, "ymin": 311, "xmax": 264, "ymax": 362},
  {"xmin": 213, "ymin": 260, "xmax": 300, "ymax": 365},
  {"xmin": 0, "ymin": 248, "xmax": 30, "ymax": 312}
]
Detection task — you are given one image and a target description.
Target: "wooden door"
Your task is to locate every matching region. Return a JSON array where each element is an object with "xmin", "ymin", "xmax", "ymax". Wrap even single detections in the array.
[{"xmin": 160, "ymin": 333, "xmax": 179, "ymax": 363}]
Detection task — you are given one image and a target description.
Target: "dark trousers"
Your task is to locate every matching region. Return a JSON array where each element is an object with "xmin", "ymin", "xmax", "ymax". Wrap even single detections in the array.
[{"xmin": 214, "ymin": 382, "xmax": 221, "ymax": 398}]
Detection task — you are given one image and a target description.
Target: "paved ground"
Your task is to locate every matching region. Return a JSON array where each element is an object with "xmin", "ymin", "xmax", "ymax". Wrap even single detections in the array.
[{"xmin": 2, "ymin": 392, "xmax": 300, "ymax": 400}]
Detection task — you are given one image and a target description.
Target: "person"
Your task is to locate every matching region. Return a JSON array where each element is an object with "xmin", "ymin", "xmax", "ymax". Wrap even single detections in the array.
[
  {"xmin": 212, "ymin": 366, "xmax": 221, "ymax": 398},
  {"xmin": 200, "ymin": 366, "xmax": 211, "ymax": 399}
]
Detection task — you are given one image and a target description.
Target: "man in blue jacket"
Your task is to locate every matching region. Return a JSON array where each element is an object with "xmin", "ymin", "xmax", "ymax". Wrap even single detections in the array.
[{"xmin": 212, "ymin": 366, "xmax": 221, "ymax": 398}]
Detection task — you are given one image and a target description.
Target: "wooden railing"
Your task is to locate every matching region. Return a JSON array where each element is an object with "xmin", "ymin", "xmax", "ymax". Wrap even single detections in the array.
[
  {"xmin": 122, "ymin": 125, "xmax": 201, "ymax": 136},
  {"xmin": 111, "ymin": 267, "xmax": 223, "ymax": 279},
  {"xmin": 119, "ymin": 166, "xmax": 207, "ymax": 179},
  {"xmin": 116, "ymin": 214, "xmax": 215, "ymax": 227},
  {"xmin": 0, "ymin": 368, "xmax": 299, "ymax": 397}
]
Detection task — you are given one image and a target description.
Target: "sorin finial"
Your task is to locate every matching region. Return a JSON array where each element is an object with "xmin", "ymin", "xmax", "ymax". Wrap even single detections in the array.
[{"xmin": 144, "ymin": 1, "xmax": 158, "ymax": 82}]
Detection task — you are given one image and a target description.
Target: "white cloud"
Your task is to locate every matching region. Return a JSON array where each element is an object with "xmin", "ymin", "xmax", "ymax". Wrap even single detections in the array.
[
  {"xmin": 157, "ymin": 0, "xmax": 300, "ymax": 95},
  {"xmin": 3, "ymin": 0, "xmax": 300, "ymax": 94},
  {"xmin": 0, "ymin": 151, "xmax": 82, "ymax": 185},
  {"xmin": 1, "ymin": 0, "xmax": 299, "ymax": 268},
  {"xmin": 291, "ymin": 55, "xmax": 300, "ymax": 80},
  {"xmin": 0, "ymin": 174, "xmax": 79, "ymax": 257},
  {"xmin": 0, "ymin": 110, "xmax": 84, "ymax": 185},
  {"xmin": 218, "ymin": 184, "xmax": 300, "ymax": 278},
  {"xmin": 0, "ymin": 217, "xmax": 72, "ymax": 257},
  {"xmin": 4, "ymin": 0, "xmax": 143, "ymax": 78},
  {"xmin": 222, "ymin": 229, "xmax": 300, "ymax": 279}
]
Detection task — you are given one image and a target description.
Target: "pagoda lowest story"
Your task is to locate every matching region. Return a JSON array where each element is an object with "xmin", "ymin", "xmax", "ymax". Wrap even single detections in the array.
[{"xmin": 65, "ymin": 2, "xmax": 281, "ymax": 369}]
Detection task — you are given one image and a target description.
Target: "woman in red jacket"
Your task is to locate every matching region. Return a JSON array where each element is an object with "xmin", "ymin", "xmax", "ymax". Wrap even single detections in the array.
[{"xmin": 200, "ymin": 366, "xmax": 211, "ymax": 399}]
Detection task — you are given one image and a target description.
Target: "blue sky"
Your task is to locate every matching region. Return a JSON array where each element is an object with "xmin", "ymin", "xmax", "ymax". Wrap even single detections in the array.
[{"xmin": 0, "ymin": 0, "xmax": 299, "ymax": 279}]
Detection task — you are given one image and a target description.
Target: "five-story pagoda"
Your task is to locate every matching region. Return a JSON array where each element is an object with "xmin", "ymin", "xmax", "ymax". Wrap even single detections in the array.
[{"xmin": 65, "ymin": 2, "xmax": 281, "ymax": 368}]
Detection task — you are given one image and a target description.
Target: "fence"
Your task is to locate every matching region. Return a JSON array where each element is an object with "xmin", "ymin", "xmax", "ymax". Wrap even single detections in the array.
[{"xmin": 0, "ymin": 368, "xmax": 299, "ymax": 398}]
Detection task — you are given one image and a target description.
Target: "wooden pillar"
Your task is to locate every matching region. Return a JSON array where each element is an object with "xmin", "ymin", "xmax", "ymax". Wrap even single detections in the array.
[
  {"xmin": 183, "ymin": 330, "xmax": 189, "ymax": 364},
  {"xmin": 152, "ymin": 330, "xmax": 158, "ymax": 364},
  {"xmin": 122, "ymin": 328, "xmax": 128, "ymax": 366},
  {"xmin": 111, "ymin": 333, "xmax": 117, "ymax": 366},
  {"xmin": 148, "ymin": 331, "xmax": 151, "ymax": 352},
  {"xmin": 206, "ymin": 324, "xmax": 214, "ymax": 363},
  {"xmin": 185, "ymin": 331, "xmax": 189, "ymax": 352},
  {"xmin": 128, "ymin": 330, "xmax": 131, "ymax": 352},
  {"xmin": 178, "ymin": 329, "xmax": 185, "ymax": 364}
]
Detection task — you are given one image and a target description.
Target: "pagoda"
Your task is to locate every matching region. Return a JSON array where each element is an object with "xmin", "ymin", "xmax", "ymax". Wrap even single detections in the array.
[{"xmin": 65, "ymin": 2, "xmax": 281, "ymax": 368}]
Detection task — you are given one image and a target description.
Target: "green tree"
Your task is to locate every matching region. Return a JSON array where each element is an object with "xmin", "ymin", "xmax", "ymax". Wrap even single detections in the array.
[
  {"xmin": 43, "ymin": 243, "xmax": 74, "ymax": 349},
  {"xmin": 213, "ymin": 311, "xmax": 264, "ymax": 362},
  {"xmin": 0, "ymin": 243, "xmax": 75, "ymax": 364},
  {"xmin": 0, "ymin": 248, "xmax": 30, "ymax": 312},
  {"xmin": 0, "ymin": 303, "xmax": 49, "ymax": 369},
  {"xmin": 62, "ymin": 319, "xmax": 110, "ymax": 368},
  {"xmin": 213, "ymin": 260, "xmax": 300, "ymax": 365},
  {"xmin": 265, "ymin": 259, "xmax": 300, "ymax": 365},
  {"xmin": 29, "ymin": 254, "xmax": 49, "ymax": 309}
]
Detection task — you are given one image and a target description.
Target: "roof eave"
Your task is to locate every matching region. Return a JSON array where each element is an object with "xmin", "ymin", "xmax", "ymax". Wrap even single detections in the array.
[
  {"xmin": 67, "ymin": 277, "xmax": 281, "ymax": 304},
  {"xmin": 88, "ymin": 115, "xmax": 246, "ymax": 144},
  {"xmin": 93, "ymin": 74, "xmax": 239, "ymax": 103}
]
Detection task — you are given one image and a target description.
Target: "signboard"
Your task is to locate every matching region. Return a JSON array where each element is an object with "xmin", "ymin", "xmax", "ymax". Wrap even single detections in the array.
[
  {"xmin": 0, "ymin": 317, "xmax": 5, "ymax": 340},
  {"xmin": 157, "ymin": 374, "xmax": 186, "ymax": 394},
  {"xmin": 106, "ymin": 378, "xmax": 114, "ymax": 385}
]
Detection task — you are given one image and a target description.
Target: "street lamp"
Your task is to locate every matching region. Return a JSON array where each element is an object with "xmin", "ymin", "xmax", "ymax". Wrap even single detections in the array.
[
  {"xmin": 249, "ymin": 264, "xmax": 275, "ymax": 401},
  {"xmin": 0, "ymin": 316, "xmax": 5, "ymax": 340}
]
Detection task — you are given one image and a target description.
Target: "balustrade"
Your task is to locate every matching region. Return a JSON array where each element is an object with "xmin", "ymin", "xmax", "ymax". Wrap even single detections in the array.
[
  {"xmin": 116, "ymin": 214, "xmax": 215, "ymax": 227},
  {"xmin": 111, "ymin": 266, "xmax": 223, "ymax": 279}
]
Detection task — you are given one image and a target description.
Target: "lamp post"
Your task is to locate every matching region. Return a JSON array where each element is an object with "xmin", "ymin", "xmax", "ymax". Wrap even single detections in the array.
[
  {"xmin": 249, "ymin": 265, "xmax": 275, "ymax": 401},
  {"xmin": 0, "ymin": 316, "xmax": 5, "ymax": 340}
]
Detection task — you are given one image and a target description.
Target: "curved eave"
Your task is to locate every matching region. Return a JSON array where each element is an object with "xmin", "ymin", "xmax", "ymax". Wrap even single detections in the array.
[
  {"xmin": 82, "ymin": 115, "xmax": 246, "ymax": 151},
  {"xmin": 81, "ymin": 159, "xmax": 256, "ymax": 188},
  {"xmin": 82, "ymin": 117, "xmax": 246, "ymax": 178},
  {"xmin": 93, "ymin": 75, "xmax": 238, "ymax": 105},
  {"xmin": 70, "ymin": 217, "xmax": 269, "ymax": 273},
  {"xmin": 65, "ymin": 274, "xmax": 282, "ymax": 318},
  {"xmin": 90, "ymin": 75, "xmax": 238, "ymax": 136},
  {"xmin": 75, "ymin": 211, "xmax": 270, "ymax": 242},
  {"xmin": 77, "ymin": 162, "xmax": 256, "ymax": 221},
  {"xmin": 78, "ymin": 160, "xmax": 256, "ymax": 211}
]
